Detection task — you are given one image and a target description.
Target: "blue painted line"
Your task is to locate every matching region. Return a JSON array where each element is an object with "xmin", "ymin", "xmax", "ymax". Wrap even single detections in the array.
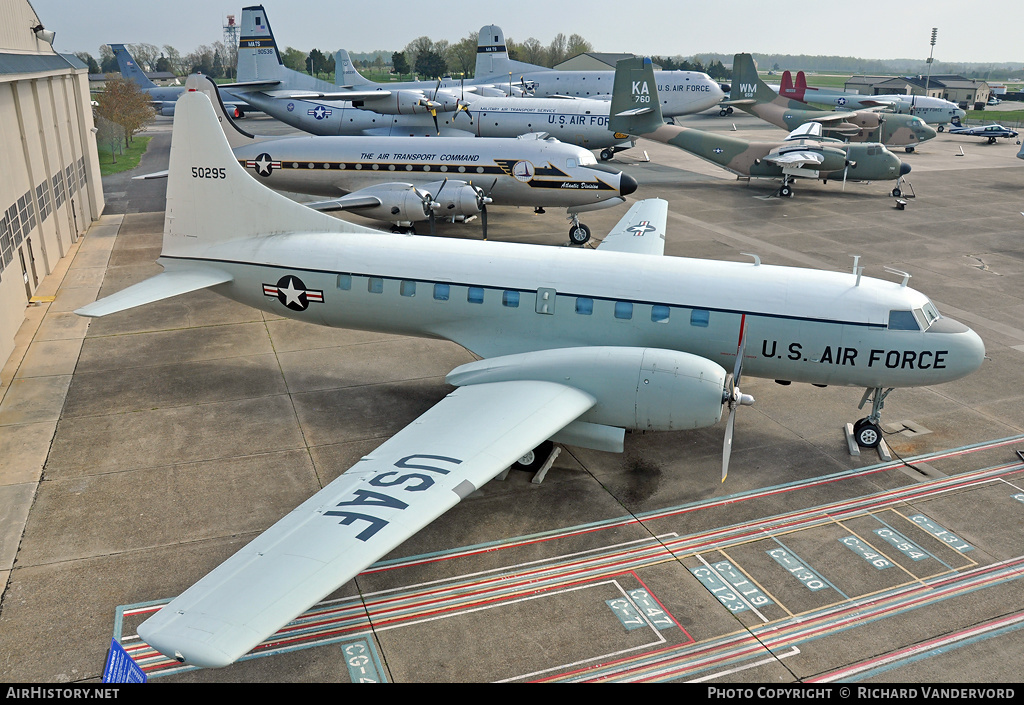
[
  {"xmin": 873, "ymin": 527, "xmax": 930, "ymax": 562},
  {"xmin": 836, "ymin": 616, "xmax": 1024, "ymax": 682},
  {"xmin": 713, "ymin": 561, "xmax": 773, "ymax": 608},
  {"xmin": 691, "ymin": 566, "xmax": 749, "ymax": 613},
  {"xmin": 766, "ymin": 546, "xmax": 832, "ymax": 593},
  {"xmin": 870, "ymin": 514, "xmax": 954, "ymax": 571}
]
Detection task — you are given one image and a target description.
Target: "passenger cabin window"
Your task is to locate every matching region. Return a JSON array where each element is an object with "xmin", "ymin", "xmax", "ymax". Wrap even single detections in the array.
[
  {"xmin": 368, "ymin": 277, "xmax": 383, "ymax": 294},
  {"xmin": 502, "ymin": 290, "xmax": 520, "ymax": 308},
  {"xmin": 400, "ymin": 280, "xmax": 416, "ymax": 297},
  {"xmin": 337, "ymin": 274, "xmax": 352, "ymax": 290},
  {"xmin": 576, "ymin": 297, "xmax": 593, "ymax": 315},
  {"xmin": 888, "ymin": 310, "xmax": 920, "ymax": 331},
  {"xmin": 614, "ymin": 301, "xmax": 633, "ymax": 320},
  {"xmin": 433, "ymin": 283, "xmax": 450, "ymax": 301},
  {"xmin": 468, "ymin": 287, "xmax": 484, "ymax": 304},
  {"xmin": 690, "ymin": 309, "xmax": 710, "ymax": 328},
  {"xmin": 651, "ymin": 305, "xmax": 670, "ymax": 323}
]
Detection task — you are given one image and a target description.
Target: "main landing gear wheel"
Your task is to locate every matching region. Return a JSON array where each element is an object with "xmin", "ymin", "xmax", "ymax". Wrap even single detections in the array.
[
  {"xmin": 891, "ymin": 187, "xmax": 902, "ymax": 197},
  {"xmin": 779, "ymin": 185, "xmax": 793, "ymax": 198},
  {"xmin": 905, "ymin": 146, "xmax": 915, "ymax": 153},
  {"xmin": 937, "ymin": 125, "xmax": 945, "ymax": 132},
  {"xmin": 514, "ymin": 441, "xmax": 554, "ymax": 472},
  {"xmin": 600, "ymin": 147, "xmax": 615, "ymax": 161},
  {"xmin": 852, "ymin": 418, "xmax": 882, "ymax": 449},
  {"xmin": 569, "ymin": 223, "xmax": 591, "ymax": 245}
]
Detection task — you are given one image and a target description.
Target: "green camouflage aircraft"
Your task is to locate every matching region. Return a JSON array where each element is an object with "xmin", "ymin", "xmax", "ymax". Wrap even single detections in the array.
[
  {"xmin": 726, "ymin": 53, "xmax": 936, "ymax": 153},
  {"xmin": 610, "ymin": 57, "xmax": 912, "ymax": 198}
]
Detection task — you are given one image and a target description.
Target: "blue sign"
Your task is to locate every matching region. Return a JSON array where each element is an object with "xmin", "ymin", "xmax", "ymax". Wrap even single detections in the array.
[
  {"xmin": 840, "ymin": 535, "xmax": 893, "ymax": 569},
  {"xmin": 767, "ymin": 547, "xmax": 830, "ymax": 591},
  {"xmin": 908, "ymin": 514, "xmax": 974, "ymax": 552},
  {"xmin": 340, "ymin": 638, "xmax": 387, "ymax": 683},
  {"xmin": 102, "ymin": 639, "xmax": 146, "ymax": 683}
]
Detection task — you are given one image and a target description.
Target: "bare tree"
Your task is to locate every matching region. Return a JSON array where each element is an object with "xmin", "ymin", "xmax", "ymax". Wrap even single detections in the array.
[
  {"xmin": 547, "ymin": 34, "xmax": 568, "ymax": 67},
  {"xmin": 447, "ymin": 33, "xmax": 478, "ymax": 77},
  {"xmin": 519, "ymin": 38, "xmax": 547, "ymax": 67},
  {"xmin": 94, "ymin": 77, "xmax": 155, "ymax": 152},
  {"xmin": 566, "ymin": 34, "xmax": 593, "ymax": 59}
]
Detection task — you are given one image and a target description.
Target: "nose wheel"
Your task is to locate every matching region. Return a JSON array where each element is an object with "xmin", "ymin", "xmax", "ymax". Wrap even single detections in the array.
[
  {"xmin": 846, "ymin": 387, "xmax": 894, "ymax": 457},
  {"xmin": 567, "ymin": 213, "xmax": 591, "ymax": 245}
]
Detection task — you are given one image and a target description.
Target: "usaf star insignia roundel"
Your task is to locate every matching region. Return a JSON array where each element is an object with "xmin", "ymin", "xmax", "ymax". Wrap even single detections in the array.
[{"xmin": 263, "ymin": 275, "xmax": 324, "ymax": 311}]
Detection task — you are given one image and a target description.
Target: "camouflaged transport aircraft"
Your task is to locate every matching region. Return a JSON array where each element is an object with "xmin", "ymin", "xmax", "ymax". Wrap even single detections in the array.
[
  {"xmin": 188, "ymin": 75, "xmax": 636, "ymax": 243},
  {"xmin": 727, "ymin": 53, "xmax": 937, "ymax": 153},
  {"xmin": 610, "ymin": 57, "xmax": 913, "ymax": 198},
  {"xmin": 75, "ymin": 90, "xmax": 983, "ymax": 669}
]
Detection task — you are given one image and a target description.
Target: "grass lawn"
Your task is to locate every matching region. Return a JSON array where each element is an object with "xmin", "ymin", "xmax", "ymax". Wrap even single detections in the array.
[{"xmin": 97, "ymin": 135, "xmax": 152, "ymax": 177}]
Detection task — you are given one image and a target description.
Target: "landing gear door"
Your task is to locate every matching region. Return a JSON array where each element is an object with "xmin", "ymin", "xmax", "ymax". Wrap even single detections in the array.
[{"xmin": 536, "ymin": 287, "xmax": 556, "ymax": 315}]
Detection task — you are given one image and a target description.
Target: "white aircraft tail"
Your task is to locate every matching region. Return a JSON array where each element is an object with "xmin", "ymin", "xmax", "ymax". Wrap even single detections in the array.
[
  {"xmin": 475, "ymin": 25, "xmax": 513, "ymax": 77},
  {"xmin": 162, "ymin": 91, "xmax": 361, "ymax": 260}
]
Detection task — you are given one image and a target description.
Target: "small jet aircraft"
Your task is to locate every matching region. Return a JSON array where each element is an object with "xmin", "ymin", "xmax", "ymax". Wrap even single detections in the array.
[
  {"xmin": 74, "ymin": 90, "xmax": 984, "ymax": 669},
  {"xmin": 472, "ymin": 25, "xmax": 726, "ymax": 120},
  {"xmin": 779, "ymin": 70, "xmax": 966, "ymax": 128},
  {"xmin": 947, "ymin": 117, "xmax": 1020, "ymax": 144},
  {"xmin": 728, "ymin": 54, "xmax": 936, "ymax": 153},
  {"xmin": 610, "ymin": 58, "xmax": 912, "ymax": 198},
  {"xmin": 228, "ymin": 7, "xmax": 636, "ymax": 158},
  {"xmin": 109, "ymin": 44, "xmax": 253, "ymax": 117},
  {"xmin": 189, "ymin": 74, "xmax": 637, "ymax": 243}
]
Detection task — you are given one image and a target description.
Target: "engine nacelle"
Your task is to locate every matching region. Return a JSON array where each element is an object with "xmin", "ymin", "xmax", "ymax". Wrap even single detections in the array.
[
  {"xmin": 446, "ymin": 347, "xmax": 726, "ymax": 432},
  {"xmin": 357, "ymin": 90, "xmax": 461, "ymax": 116},
  {"xmin": 850, "ymin": 112, "xmax": 884, "ymax": 129},
  {"xmin": 351, "ymin": 183, "xmax": 432, "ymax": 222},
  {"xmin": 424, "ymin": 179, "xmax": 485, "ymax": 219},
  {"xmin": 472, "ymin": 85, "xmax": 510, "ymax": 98}
]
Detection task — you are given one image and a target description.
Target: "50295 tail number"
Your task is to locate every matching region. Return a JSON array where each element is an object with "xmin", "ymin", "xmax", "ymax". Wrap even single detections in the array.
[{"xmin": 192, "ymin": 167, "xmax": 227, "ymax": 179}]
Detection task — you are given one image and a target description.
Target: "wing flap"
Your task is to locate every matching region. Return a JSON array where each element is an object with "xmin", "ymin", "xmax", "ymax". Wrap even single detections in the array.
[
  {"xmin": 302, "ymin": 194, "xmax": 383, "ymax": 212},
  {"xmin": 596, "ymin": 198, "xmax": 668, "ymax": 256},
  {"xmin": 138, "ymin": 380, "xmax": 596, "ymax": 668}
]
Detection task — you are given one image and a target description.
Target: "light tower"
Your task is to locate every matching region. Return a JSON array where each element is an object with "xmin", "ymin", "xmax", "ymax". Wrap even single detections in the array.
[
  {"xmin": 223, "ymin": 14, "xmax": 239, "ymax": 79},
  {"xmin": 924, "ymin": 27, "xmax": 937, "ymax": 96}
]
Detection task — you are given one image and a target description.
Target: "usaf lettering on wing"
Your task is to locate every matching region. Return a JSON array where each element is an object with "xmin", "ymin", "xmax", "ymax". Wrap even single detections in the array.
[{"xmin": 324, "ymin": 455, "xmax": 463, "ymax": 541}]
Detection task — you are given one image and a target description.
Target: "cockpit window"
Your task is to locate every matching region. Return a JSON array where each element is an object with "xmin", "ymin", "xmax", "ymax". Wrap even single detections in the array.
[
  {"xmin": 566, "ymin": 158, "xmax": 577, "ymax": 168},
  {"xmin": 888, "ymin": 310, "xmax": 920, "ymax": 331},
  {"xmin": 916, "ymin": 302, "xmax": 940, "ymax": 330},
  {"xmin": 578, "ymin": 151, "xmax": 598, "ymax": 166}
]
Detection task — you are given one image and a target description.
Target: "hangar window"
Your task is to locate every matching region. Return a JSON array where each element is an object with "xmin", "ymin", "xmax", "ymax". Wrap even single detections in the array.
[
  {"xmin": 887, "ymin": 310, "xmax": 919, "ymax": 331},
  {"xmin": 468, "ymin": 287, "xmax": 485, "ymax": 304},
  {"xmin": 690, "ymin": 309, "xmax": 710, "ymax": 328},
  {"xmin": 368, "ymin": 277, "xmax": 383, "ymax": 294},
  {"xmin": 502, "ymin": 290, "xmax": 520, "ymax": 307},
  {"xmin": 614, "ymin": 301, "xmax": 633, "ymax": 320},
  {"xmin": 433, "ymin": 283, "xmax": 450, "ymax": 301},
  {"xmin": 337, "ymin": 274, "xmax": 352, "ymax": 290},
  {"xmin": 400, "ymin": 280, "xmax": 416, "ymax": 297},
  {"xmin": 651, "ymin": 305, "xmax": 670, "ymax": 323},
  {"xmin": 576, "ymin": 297, "xmax": 593, "ymax": 315}
]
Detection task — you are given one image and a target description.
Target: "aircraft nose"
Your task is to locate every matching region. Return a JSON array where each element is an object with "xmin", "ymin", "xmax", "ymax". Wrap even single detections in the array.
[
  {"xmin": 925, "ymin": 318, "xmax": 986, "ymax": 382},
  {"xmin": 620, "ymin": 172, "xmax": 638, "ymax": 197},
  {"xmin": 899, "ymin": 162, "xmax": 912, "ymax": 176}
]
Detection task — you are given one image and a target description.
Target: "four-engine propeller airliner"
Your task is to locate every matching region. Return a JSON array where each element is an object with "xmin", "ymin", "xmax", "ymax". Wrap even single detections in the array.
[{"xmin": 74, "ymin": 91, "xmax": 984, "ymax": 669}]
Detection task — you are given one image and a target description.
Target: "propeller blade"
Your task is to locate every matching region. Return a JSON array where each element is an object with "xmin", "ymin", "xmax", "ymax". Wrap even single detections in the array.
[
  {"xmin": 732, "ymin": 313, "xmax": 747, "ymax": 387},
  {"xmin": 481, "ymin": 203, "xmax": 487, "ymax": 240},
  {"xmin": 431, "ymin": 108, "xmax": 439, "ymax": 135},
  {"xmin": 722, "ymin": 406, "xmax": 736, "ymax": 482}
]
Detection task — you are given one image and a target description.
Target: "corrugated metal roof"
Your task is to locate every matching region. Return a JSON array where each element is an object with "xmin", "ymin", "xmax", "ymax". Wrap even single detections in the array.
[{"xmin": 0, "ymin": 51, "xmax": 76, "ymax": 75}]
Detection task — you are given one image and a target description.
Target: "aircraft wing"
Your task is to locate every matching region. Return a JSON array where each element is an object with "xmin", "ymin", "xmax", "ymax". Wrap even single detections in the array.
[
  {"xmin": 596, "ymin": 198, "xmax": 668, "ymax": 256},
  {"xmin": 137, "ymin": 380, "xmax": 596, "ymax": 668},
  {"xmin": 301, "ymin": 194, "xmax": 383, "ymax": 212},
  {"xmin": 810, "ymin": 111, "xmax": 860, "ymax": 124},
  {"xmin": 763, "ymin": 150, "xmax": 825, "ymax": 168}
]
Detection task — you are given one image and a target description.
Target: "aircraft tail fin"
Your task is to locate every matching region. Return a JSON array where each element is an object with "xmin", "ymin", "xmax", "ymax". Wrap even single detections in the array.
[
  {"xmin": 160, "ymin": 91, "xmax": 364, "ymax": 260},
  {"xmin": 184, "ymin": 74, "xmax": 265, "ymax": 149},
  {"xmin": 780, "ymin": 70, "xmax": 794, "ymax": 97},
  {"xmin": 110, "ymin": 44, "xmax": 158, "ymax": 89},
  {"xmin": 475, "ymin": 24, "xmax": 512, "ymax": 77},
  {"xmin": 795, "ymin": 71, "xmax": 808, "ymax": 100},
  {"xmin": 237, "ymin": 5, "xmax": 284, "ymax": 83},
  {"xmin": 730, "ymin": 53, "xmax": 784, "ymax": 106},
  {"xmin": 335, "ymin": 49, "xmax": 369, "ymax": 86},
  {"xmin": 609, "ymin": 57, "xmax": 664, "ymax": 136}
]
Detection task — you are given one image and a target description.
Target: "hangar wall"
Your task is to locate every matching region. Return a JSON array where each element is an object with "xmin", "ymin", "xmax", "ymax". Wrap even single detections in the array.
[{"xmin": 0, "ymin": 0, "xmax": 104, "ymax": 370}]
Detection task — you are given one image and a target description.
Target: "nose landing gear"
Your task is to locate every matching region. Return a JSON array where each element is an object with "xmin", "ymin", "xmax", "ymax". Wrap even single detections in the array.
[{"xmin": 846, "ymin": 387, "xmax": 894, "ymax": 459}]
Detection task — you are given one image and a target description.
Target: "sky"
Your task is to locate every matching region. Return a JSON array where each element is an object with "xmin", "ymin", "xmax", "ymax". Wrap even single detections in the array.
[{"xmin": 30, "ymin": 0, "xmax": 1024, "ymax": 65}]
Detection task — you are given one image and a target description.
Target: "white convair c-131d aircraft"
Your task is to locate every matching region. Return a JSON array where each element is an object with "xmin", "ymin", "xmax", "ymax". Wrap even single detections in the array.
[{"xmin": 76, "ymin": 92, "xmax": 985, "ymax": 669}]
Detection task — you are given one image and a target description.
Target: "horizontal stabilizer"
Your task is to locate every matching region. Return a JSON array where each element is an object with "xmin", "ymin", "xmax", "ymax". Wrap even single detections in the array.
[
  {"xmin": 722, "ymin": 98, "xmax": 756, "ymax": 106},
  {"xmin": 74, "ymin": 267, "xmax": 232, "ymax": 317},
  {"xmin": 132, "ymin": 170, "xmax": 169, "ymax": 180},
  {"xmin": 218, "ymin": 80, "xmax": 282, "ymax": 91}
]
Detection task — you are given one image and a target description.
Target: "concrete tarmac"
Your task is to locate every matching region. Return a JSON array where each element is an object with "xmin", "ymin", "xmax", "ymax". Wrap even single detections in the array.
[{"xmin": 1, "ymin": 109, "xmax": 1023, "ymax": 683}]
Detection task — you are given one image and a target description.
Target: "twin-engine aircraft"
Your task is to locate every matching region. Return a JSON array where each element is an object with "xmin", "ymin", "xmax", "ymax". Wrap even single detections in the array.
[
  {"xmin": 610, "ymin": 57, "xmax": 912, "ymax": 198},
  {"xmin": 727, "ymin": 54, "xmax": 936, "ymax": 153},
  {"xmin": 947, "ymin": 117, "xmax": 1020, "ymax": 144},
  {"xmin": 227, "ymin": 6, "xmax": 635, "ymax": 158},
  {"xmin": 109, "ymin": 44, "xmax": 254, "ymax": 118},
  {"xmin": 186, "ymin": 75, "xmax": 635, "ymax": 243},
  {"xmin": 779, "ymin": 70, "xmax": 966, "ymax": 127},
  {"xmin": 75, "ymin": 91, "xmax": 984, "ymax": 669}
]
